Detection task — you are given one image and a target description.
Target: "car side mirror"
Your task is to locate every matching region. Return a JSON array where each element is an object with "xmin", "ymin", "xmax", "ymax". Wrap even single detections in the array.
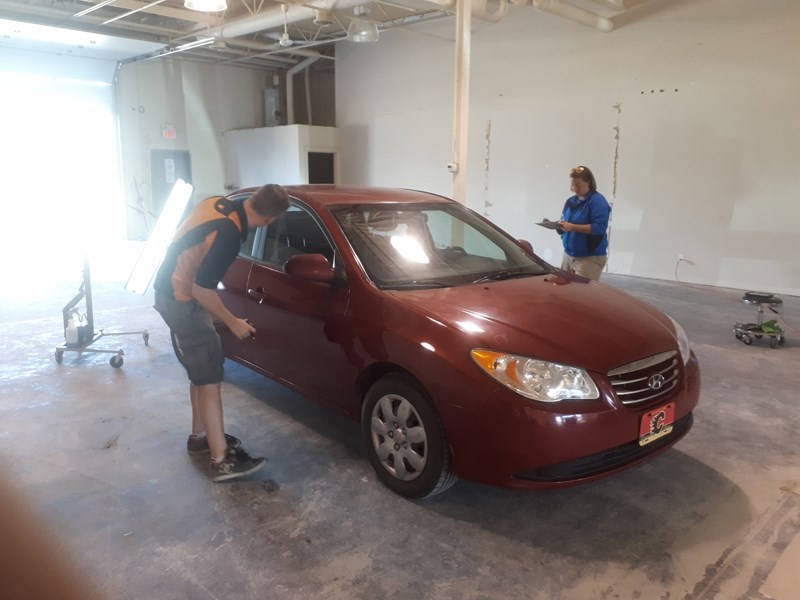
[
  {"xmin": 284, "ymin": 253, "xmax": 335, "ymax": 283},
  {"xmin": 517, "ymin": 239, "xmax": 534, "ymax": 254}
]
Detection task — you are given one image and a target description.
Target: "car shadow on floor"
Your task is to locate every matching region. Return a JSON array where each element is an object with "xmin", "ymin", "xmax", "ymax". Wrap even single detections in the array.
[
  {"xmin": 224, "ymin": 361, "xmax": 751, "ymax": 566},
  {"xmin": 424, "ymin": 450, "xmax": 751, "ymax": 564}
]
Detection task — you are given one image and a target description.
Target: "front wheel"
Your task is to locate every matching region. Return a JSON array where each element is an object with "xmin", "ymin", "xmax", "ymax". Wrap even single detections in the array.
[{"xmin": 362, "ymin": 373, "xmax": 457, "ymax": 499}]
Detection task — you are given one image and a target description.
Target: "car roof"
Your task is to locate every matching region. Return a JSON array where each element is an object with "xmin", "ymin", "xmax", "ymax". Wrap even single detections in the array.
[{"xmin": 231, "ymin": 184, "xmax": 455, "ymax": 208}]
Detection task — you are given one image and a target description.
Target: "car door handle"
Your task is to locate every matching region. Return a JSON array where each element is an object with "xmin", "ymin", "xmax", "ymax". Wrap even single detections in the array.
[{"xmin": 247, "ymin": 288, "xmax": 266, "ymax": 304}]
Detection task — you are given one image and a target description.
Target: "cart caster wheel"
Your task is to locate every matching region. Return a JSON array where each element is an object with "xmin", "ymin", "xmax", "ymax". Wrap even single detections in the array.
[
  {"xmin": 742, "ymin": 335, "xmax": 752, "ymax": 345},
  {"xmin": 770, "ymin": 338, "xmax": 777, "ymax": 349},
  {"xmin": 734, "ymin": 331, "xmax": 743, "ymax": 340},
  {"xmin": 110, "ymin": 355, "xmax": 124, "ymax": 368},
  {"xmin": 143, "ymin": 331, "xmax": 149, "ymax": 346},
  {"xmin": 55, "ymin": 350, "xmax": 63, "ymax": 364}
]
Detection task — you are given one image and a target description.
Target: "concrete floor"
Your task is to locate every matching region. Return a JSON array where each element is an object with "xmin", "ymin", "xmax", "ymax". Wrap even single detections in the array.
[{"xmin": 1, "ymin": 267, "xmax": 799, "ymax": 600}]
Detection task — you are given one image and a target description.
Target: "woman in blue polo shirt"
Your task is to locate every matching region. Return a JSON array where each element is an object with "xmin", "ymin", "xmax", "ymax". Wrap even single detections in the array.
[{"xmin": 558, "ymin": 165, "xmax": 611, "ymax": 281}]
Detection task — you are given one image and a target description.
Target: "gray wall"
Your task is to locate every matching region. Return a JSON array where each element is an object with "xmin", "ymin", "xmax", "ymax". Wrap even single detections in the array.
[{"xmin": 336, "ymin": 0, "xmax": 800, "ymax": 296}]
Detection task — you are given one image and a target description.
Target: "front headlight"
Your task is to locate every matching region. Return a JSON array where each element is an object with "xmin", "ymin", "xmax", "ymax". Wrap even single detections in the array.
[
  {"xmin": 668, "ymin": 316, "xmax": 691, "ymax": 365},
  {"xmin": 471, "ymin": 349, "xmax": 599, "ymax": 402}
]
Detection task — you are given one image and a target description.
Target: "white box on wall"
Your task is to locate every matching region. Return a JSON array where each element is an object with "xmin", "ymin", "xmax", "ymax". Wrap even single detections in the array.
[{"xmin": 223, "ymin": 124, "xmax": 339, "ymax": 189}]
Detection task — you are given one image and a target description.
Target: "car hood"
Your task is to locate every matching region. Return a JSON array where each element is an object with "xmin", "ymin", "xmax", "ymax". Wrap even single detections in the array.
[{"xmin": 385, "ymin": 273, "xmax": 678, "ymax": 373}]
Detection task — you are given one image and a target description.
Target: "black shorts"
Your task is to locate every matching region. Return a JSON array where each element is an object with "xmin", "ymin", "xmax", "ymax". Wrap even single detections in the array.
[{"xmin": 154, "ymin": 292, "xmax": 224, "ymax": 385}]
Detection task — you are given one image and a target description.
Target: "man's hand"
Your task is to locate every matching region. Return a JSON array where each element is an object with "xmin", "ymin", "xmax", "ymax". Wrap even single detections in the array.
[
  {"xmin": 228, "ymin": 318, "xmax": 256, "ymax": 341},
  {"xmin": 192, "ymin": 284, "xmax": 255, "ymax": 340}
]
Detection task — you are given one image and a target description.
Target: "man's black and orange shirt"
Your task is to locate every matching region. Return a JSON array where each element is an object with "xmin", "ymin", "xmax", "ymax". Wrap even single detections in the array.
[{"xmin": 154, "ymin": 196, "xmax": 248, "ymax": 302}]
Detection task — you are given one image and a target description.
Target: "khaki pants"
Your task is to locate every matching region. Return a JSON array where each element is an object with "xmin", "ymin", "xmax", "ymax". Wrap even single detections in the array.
[{"xmin": 561, "ymin": 254, "xmax": 607, "ymax": 281}]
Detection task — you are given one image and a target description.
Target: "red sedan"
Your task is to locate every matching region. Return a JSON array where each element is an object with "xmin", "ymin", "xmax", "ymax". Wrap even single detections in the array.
[{"xmin": 217, "ymin": 185, "xmax": 700, "ymax": 498}]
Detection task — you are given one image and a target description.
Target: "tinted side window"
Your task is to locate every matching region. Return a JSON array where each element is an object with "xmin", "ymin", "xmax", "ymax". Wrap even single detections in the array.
[
  {"xmin": 263, "ymin": 205, "xmax": 334, "ymax": 267},
  {"xmin": 239, "ymin": 228, "xmax": 259, "ymax": 259}
]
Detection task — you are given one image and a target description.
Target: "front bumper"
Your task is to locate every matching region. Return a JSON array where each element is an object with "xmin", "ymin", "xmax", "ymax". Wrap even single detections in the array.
[{"xmin": 442, "ymin": 352, "xmax": 701, "ymax": 490}]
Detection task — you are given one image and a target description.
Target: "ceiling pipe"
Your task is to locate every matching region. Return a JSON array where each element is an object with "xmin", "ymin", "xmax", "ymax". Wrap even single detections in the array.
[
  {"xmin": 286, "ymin": 56, "xmax": 320, "ymax": 125},
  {"xmin": 211, "ymin": 0, "xmax": 510, "ymax": 41},
  {"xmin": 215, "ymin": 0, "xmax": 365, "ymax": 40}
]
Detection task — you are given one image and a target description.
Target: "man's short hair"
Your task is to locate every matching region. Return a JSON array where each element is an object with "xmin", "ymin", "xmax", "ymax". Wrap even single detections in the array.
[{"xmin": 250, "ymin": 184, "xmax": 290, "ymax": 216}]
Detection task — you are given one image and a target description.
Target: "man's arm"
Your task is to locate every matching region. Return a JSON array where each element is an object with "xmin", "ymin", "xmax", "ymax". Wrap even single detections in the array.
[{"xmin": 192, "ymin": 284, "xmax": 254, "ymax": 340}]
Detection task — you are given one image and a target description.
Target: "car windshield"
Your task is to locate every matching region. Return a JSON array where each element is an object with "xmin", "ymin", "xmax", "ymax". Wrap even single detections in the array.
[{"xmin": 331, "ymin": 202, "xmax": 552, "ymax": 290}]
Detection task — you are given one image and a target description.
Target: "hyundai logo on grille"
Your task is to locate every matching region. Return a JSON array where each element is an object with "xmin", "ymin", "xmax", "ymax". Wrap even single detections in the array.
[{"xmin": 648, "ymin": 374, "xmax": 666, "ymax": 390}]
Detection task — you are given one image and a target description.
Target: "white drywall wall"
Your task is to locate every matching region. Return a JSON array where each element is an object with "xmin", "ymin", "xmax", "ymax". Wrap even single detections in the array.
[{"xmin": 336, "ymin": 0, "xmax": 800, "ymax": 296}]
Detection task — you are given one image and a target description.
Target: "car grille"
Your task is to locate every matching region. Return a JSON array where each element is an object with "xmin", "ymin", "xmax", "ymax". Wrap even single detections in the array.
[
  {"xmin": 514, "ymin": 413, "xmax": 693, "ymax": 482},
  {"xmin": 607, "ymin": 350, "xmax": 680, "ymax": 406}
]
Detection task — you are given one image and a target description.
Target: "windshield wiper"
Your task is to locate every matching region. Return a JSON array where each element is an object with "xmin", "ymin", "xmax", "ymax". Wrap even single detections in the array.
[
  {"xmin": 471, "ymin": 270, "xmax": 535, "ymax": 284},
  {"xmin": 384, "ymin": 280, "xmax": 451, "ymax": 290}
]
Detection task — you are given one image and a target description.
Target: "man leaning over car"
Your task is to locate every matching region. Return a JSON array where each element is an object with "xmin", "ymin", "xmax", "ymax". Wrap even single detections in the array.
[{"xmin": 154, "ymin": 184, "xmax": 289, "ymax": 482}]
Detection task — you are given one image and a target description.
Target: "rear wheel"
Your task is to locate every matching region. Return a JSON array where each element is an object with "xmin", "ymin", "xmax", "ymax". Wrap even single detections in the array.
[{"xmin": 362, "ymin": 373, "xmax": 457, "ymax": 499}]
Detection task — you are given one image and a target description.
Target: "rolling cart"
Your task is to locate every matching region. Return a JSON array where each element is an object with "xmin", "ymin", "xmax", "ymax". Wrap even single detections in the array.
[
  {"xmin": 55, "ymin": 256, "xmax": 149, "ymax": 368},
  {"xmin": 733, "ymin": 291, "xmax": 785, "ymax": 349}
]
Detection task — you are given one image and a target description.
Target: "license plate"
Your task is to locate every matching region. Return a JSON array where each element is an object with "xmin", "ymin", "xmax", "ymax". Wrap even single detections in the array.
[{"xmin": 638, "ymin": 402, "xmax": 675, "ymax": 446}]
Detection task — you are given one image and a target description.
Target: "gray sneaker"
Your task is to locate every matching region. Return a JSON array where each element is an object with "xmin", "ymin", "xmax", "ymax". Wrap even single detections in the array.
[
  {"xmin": 187, "ymin": 433, "xmax": 241, "ymax": 455},
  {"xmin": 209, "ymin": 447, "xmax": 266, "ymax": 482}
]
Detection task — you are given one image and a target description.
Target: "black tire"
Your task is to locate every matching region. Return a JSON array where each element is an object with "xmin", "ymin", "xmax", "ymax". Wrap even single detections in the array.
[
  {"xmin": 734, "ymin": 331, "xmax": 743, "ymax": 340},
  {"xmin": 361, "ymin": 373, "xmax": 457, "ymax": 499},
  {"xmin": 742, "ymin": 335, "xmax": 752, "ymax": 346},
  {"xmin": 110, "ymin": 355, "xmax": 123, "ymax": 368}
]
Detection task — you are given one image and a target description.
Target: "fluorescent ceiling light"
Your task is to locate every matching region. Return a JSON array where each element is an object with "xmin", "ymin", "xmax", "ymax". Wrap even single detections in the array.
[{"xmin": 185, "ymin": 0, "xmax": 227, "ymax": 12}]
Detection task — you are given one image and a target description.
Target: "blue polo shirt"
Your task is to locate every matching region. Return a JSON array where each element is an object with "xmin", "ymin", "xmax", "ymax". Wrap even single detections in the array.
[{"xmin": 560, "ymin": 191, "xmax": 611, "ymax": 257}]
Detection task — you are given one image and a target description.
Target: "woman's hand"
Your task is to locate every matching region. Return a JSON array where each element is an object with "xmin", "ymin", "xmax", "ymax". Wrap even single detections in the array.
[{"xmin": 559, "ymin": 221, "xmax": 592, "ymax": 234}]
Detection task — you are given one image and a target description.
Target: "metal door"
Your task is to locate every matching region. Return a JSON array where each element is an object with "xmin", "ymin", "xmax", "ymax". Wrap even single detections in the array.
[{"xmin": 150, "ymin": 150, "xmax": 192, "ymax": 218}]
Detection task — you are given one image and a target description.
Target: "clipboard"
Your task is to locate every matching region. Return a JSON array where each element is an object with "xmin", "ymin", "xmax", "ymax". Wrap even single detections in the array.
[{"xmin": 536, "ymin": 220, "xmax": 562, "ymax": 230}]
